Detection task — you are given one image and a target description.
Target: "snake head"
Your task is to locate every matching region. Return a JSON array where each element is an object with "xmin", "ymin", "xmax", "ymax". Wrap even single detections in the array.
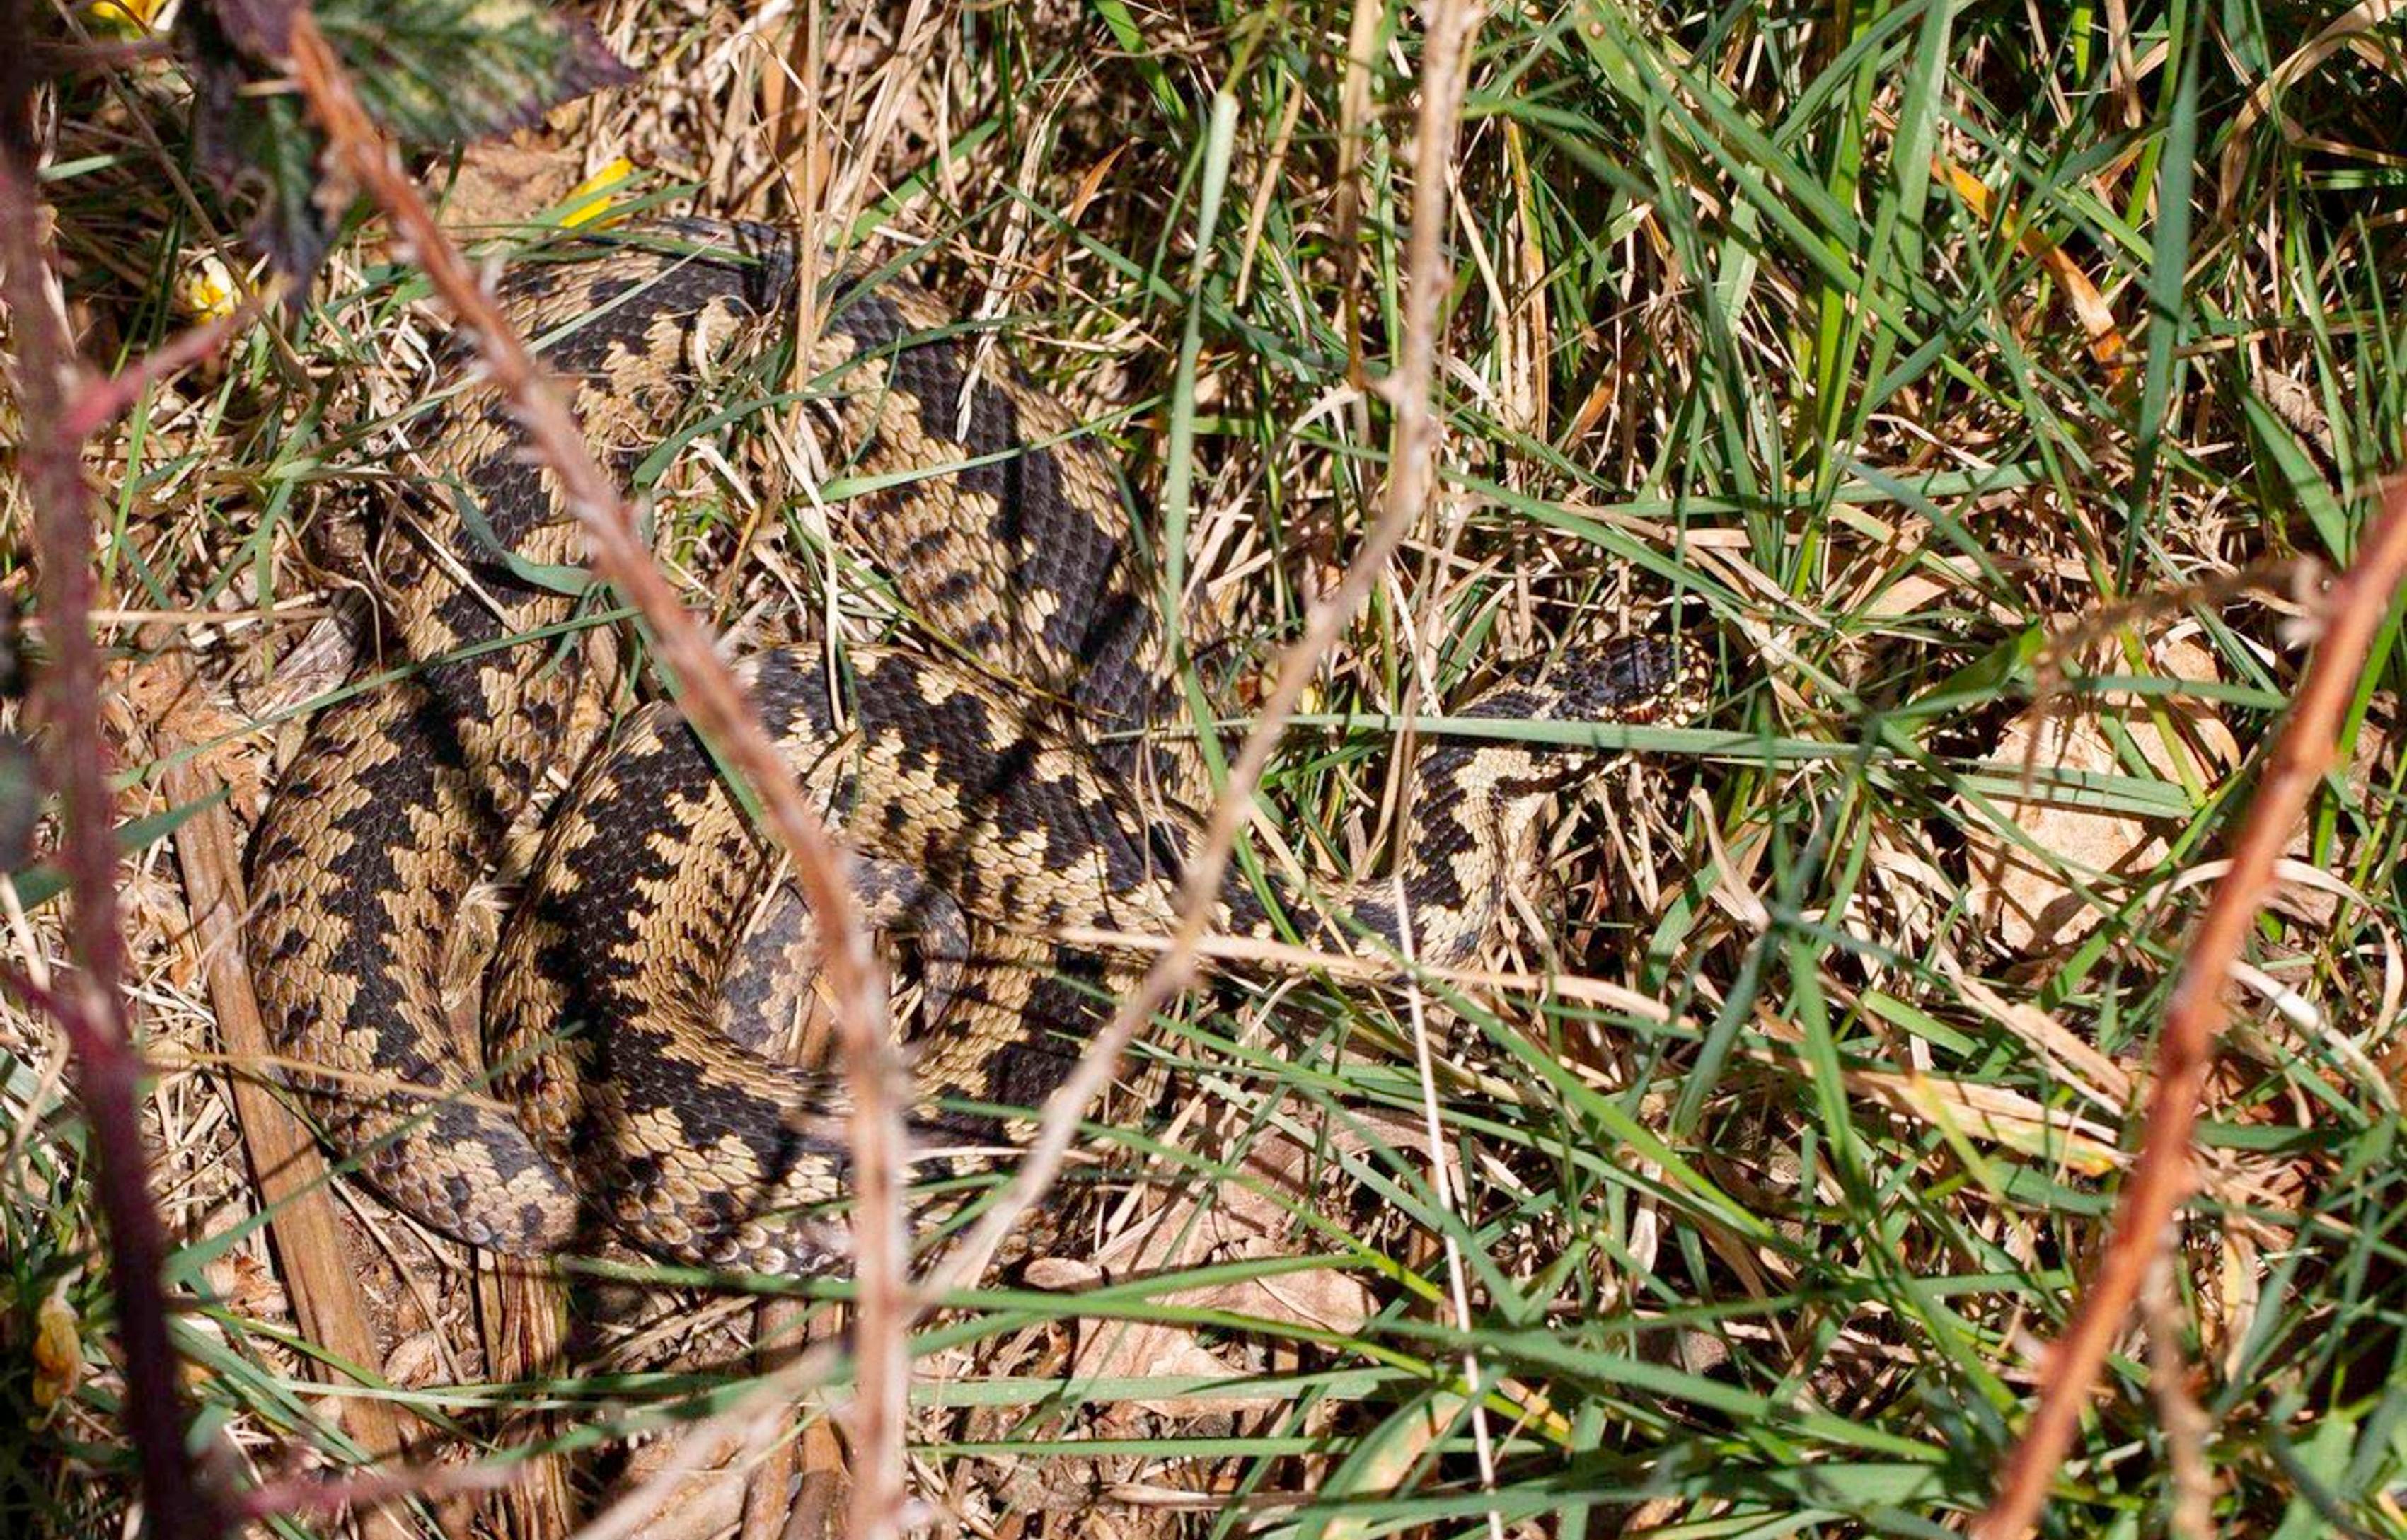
[
  {"xmin": 1487, "ymin": 631, "xmax": 1713, "ymax": 730},
  {"xmin": 1422, "ymin": 632, "xmax": 1710, "ymax": 818}
]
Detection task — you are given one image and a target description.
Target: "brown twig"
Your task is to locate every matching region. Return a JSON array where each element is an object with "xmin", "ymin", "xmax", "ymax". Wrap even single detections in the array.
[
  {"xmin": 233, "ymin": 1454, "xmax": 521, "ymax": 1522},
  {"xmin": 474, "ymin": 1266, "xmax": 575, "ymax": 1540},
  {"xmin": 2142, "ymin": 1255, "xmax": 2215, "ymax": 1540},
  {"xmin": 1974, "ymin": 475, "xmax": 2407, "ymax": 1536},
  {"xmin": 736, "ymin": 1298, "xmax": 811, "ymax": 1540},
  {"xmin": 279, "ymin": 10, "xmax": 911, "ymax": 1534},
  {"xmin": 0, "ymin": 82, "xmax": 231, "ymax": 1540},
  {"xmin": 59, "ymin": 296, "xmax": 262, "ymax": 441},
  {"xmin": 149, "ymin": 649, "xmax": 417, "ymax": 1540}
]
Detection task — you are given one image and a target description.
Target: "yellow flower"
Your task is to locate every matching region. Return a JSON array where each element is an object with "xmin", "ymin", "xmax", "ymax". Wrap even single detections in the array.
[
  {"xmin": 558, "ymin": 158, "xmax": 636, "ymax": 230},
  {"xmin": 173, "ymin": 250, "xmax": 240, "ymax": 321},
  {"xmin": 30, "ymin": 1280, "xmax": 81, "ymax": 1418},
  {"xmin": 88, "ymin": 0, "xmax": 163, "ymax": 33}
]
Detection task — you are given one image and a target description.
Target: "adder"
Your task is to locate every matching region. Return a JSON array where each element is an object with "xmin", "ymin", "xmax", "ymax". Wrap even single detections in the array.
[{"xmin": 245, "ymin": 219, "xmax": 1708, "ymax": 1277}]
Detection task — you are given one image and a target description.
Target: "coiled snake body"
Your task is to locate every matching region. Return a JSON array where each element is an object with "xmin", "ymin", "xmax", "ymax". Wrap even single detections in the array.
[{"xmin": 247, "ymin": 221, "xmax": 1707, "ymax": 1276}]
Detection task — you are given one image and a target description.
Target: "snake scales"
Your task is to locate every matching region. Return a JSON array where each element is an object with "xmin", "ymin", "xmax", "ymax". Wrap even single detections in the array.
[{"xmin": 246, "ymin": 219, "xmax": 1707, "ymax": 1277}]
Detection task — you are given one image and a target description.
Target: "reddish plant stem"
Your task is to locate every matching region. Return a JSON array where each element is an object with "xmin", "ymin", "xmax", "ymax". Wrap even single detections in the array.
[
  {"xmin": 62, "ymin": 301, "xmax": 257, "ymax": 441},
  {"xmin": 234, "ymin": 1457, "xmax": 516, "ymax": 1522},
  {"xmin": 0, "ymin": 150, "xmax": 226, "ymax": 1540},
  {"xmin": 1975, "ymin": 475, "xmax": 2407, "ymax": 1537}
]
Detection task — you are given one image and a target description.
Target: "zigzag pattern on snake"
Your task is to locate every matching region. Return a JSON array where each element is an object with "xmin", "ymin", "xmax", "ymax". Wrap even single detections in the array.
[{"xmin": 245, "ymin": 219, "xmax": 1709, "ymax": 1277}]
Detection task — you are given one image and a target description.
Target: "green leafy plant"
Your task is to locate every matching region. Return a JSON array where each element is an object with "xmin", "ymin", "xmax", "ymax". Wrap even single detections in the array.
[{"xmin": 180, "ymin": 0, "xmax": 630, "ymax": 282}]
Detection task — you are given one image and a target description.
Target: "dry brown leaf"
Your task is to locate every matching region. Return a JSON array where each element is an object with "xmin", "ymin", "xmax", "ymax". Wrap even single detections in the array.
[
  {"xmin": 1028, "ymin": 1110, "xmax": 1425, "ymax": 1420},
  {"xmin": 595, "ymin": 1422, "xmax": 757, "ymax": 1540},
  {"xmin": 379, "ymin": 1331, "xmax": 445, "ymax": 1389},
  {"xmin": 111, "ymin": 652, "xmax": 261, "ymax": 810},
  {"xmin": 1936, "ymin": 152, "xmax": 2130, "ymax": 383},
  {"xmin": 1966, "ymin": 635, "xmax": 2239, "ymax": 952}
]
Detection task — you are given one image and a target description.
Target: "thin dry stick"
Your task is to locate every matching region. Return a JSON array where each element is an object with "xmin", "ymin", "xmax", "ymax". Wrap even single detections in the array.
[
  {"xmin": 1394, "ymin": 876, "xmax": 1506, "ymax": 1539},
  {"xmin": 1974, "ymin": 474, "xmax": 2407, "ymax": 1538},
  {"xmin": 0, "ymin": 122, "xmax": 227, "ymax": 1540},
  {"xmin": 2141, "ymin": 1256, "xmax": 2215, "ymax": 1540},
  {"xmin": 279, "ymin": 13, "xmax": 913, "ymax": 1534},
  {"xmin": 60, "ymin": 299, "xmax": 260, "ymax": 440},
  {"xmin": 925, "ymin": 0, "xmax": 1489, "ymax": 1299},
  {"xmin": 151, "ymin": 661, "xmax": 418, "ymax": 1540},
  {"xmin": 233, "ymin": 1458, "xmax": 521, "ymax": 1524}
]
